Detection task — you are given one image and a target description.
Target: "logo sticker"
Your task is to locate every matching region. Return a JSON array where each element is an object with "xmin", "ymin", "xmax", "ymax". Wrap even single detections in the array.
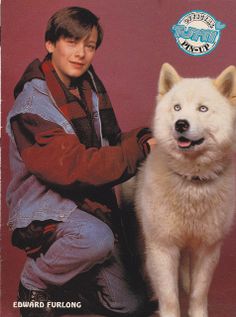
[{"xmin": 172, "ymin": 10, "xmax": 226, "ymax": 56}]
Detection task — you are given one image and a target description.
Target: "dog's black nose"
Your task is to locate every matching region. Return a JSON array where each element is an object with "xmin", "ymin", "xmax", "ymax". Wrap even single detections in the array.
[{"xmin": 175, "ymin": 119, "xmax": 190, "ymax": 133}]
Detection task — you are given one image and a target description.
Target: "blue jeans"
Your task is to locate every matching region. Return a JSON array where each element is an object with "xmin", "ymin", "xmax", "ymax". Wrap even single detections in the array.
[{"xmin": 21, "ymin": 209, "xmax": 145, "ymax": 315}]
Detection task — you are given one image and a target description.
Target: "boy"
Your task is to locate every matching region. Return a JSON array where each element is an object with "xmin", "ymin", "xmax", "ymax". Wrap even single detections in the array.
[{"xmin": 6, "ymin": 6, "xmax": 155, "ymax": 317}]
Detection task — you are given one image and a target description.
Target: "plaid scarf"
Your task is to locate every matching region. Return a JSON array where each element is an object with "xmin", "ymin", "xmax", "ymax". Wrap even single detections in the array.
[
  {"xmin": 41, "ymin": 59, "xmax": 121, "ymax": 148},
  {"xmin": 40, "ymin": 59, "xmax": 122, "ymax": 229}
]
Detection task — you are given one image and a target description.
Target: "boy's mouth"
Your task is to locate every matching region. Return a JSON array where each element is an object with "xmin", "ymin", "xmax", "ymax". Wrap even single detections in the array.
[
  {"xmin": 177, "ymin": 136, "xmax": 205, "ymax": 149},
  {"xmin": 70, "ymin": 61, "xmax": 85, "ymax": 67}
]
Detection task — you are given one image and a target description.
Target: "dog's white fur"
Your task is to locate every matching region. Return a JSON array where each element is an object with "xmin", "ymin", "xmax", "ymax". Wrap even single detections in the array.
[{"xmin": 129, "ymin": 64, "xmax": 236, "ymax": 317}]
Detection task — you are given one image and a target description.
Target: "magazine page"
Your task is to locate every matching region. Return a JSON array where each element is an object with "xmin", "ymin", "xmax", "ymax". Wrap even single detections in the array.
[{"xmin": 1, "ymin": 1, "xmax": 236, "ymax": 317}]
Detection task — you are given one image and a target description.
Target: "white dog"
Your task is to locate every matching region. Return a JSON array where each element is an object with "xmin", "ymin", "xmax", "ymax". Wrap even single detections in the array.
[{"xmin": 132, "ymin": 63, "xmax": 236, "ymax": 317}]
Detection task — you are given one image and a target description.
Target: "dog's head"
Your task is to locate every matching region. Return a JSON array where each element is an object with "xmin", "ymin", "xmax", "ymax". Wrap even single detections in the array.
[{"xmin": 153, "ymin": 63, "xmax": 236, "ymax": 164}]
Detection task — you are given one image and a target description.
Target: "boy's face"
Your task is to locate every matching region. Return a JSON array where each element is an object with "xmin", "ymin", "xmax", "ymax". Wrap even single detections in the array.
[{"xmin": 45, "ymin": 27, "xmax": 98, "ymax": 87}]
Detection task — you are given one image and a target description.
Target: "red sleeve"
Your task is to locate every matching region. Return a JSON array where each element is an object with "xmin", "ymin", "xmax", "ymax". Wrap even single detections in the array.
[{"xmin": 10, "ymin": 113, "xmax": 151, "ymax": 187}]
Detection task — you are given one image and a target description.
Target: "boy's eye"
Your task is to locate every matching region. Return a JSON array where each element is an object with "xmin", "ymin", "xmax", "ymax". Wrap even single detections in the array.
[
  {"xmin": 66, "ymin": 39, "xmax": 76, "ymax": 44},
  {"xmin": 86, "ymin": 44, "xmax": 96, "ymax": 50}
]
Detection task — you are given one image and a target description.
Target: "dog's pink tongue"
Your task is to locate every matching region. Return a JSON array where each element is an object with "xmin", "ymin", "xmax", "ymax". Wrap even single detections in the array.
[{"xmin": 178, "ymin": 139, "xmax": 192, "ymax": 148}]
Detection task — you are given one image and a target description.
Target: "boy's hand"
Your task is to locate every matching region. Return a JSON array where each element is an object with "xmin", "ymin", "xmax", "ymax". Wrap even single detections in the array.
[{"xmin": 147, "ymin": 137, "xmax": 157, "ymax": 151}]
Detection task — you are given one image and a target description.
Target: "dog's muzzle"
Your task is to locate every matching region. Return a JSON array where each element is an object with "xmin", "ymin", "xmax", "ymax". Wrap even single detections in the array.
[{"xmin": 174, "ymin": 119, "xmax": 205, "ymax": 149}]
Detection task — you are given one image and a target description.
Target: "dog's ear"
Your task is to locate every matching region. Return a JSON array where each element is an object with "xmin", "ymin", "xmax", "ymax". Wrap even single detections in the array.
[
  {"xmin": 158, "ymin": 63, "xmax": 181, "ymax": 98},
  {"xmin": 214, "ymin": 66, "xmax": 236, "ymax": 105}
]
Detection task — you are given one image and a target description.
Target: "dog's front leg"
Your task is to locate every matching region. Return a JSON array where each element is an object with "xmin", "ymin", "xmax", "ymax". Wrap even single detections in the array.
[
  {"xmin": 188, "ymin": 243, "xmax": 221, "ymax": 317},
  {"xmin": 145, "ymin": 243, "xmax": 181, "ymax": 317}
]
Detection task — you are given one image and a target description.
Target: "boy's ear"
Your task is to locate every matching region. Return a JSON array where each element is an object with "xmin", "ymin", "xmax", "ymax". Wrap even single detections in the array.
[
  {"xmin": 214, "ymin": 65, "xmax": 236, "ymax": 105},
  {"xmin": 45, "ymin": 41, "xmax": 55, "ymax": 54},
  {"xmin": 158, "ymin": 63, "xmax": 181, "ymax": 98}
]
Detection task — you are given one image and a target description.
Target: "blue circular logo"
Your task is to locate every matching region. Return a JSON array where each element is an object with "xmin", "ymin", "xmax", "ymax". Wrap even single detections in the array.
[{"xmin": 172, "ymin": 10, "xmax": 226, "ymax": 56}]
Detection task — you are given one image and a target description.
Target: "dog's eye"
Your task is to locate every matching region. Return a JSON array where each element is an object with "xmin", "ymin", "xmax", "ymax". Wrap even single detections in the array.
[
  {"xmin": 199, "ymin": 105, "xmax": 208, "ymax": 112},
  {"xmin": 174, "ymin": 104, "xmax": 181, "ymax": 111}
]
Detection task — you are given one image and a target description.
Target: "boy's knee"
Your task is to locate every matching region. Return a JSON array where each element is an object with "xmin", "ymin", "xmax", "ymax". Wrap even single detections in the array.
[
  {"xmin": 101, "ymin": 292, "xmax": 145, "ymax": 316},
  {"xmin": 81, "ymin": 221, "xmax": 115, "ymax": 260}
]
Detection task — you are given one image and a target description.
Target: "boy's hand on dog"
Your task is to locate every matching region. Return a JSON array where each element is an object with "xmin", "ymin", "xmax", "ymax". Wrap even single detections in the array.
[{"xmin": 147, "ymin": 137, "xmax": 157, "ymax": 151}]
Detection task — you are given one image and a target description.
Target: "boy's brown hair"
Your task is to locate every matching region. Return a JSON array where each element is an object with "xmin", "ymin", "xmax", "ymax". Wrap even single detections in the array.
[{"xmin": 45, "ymin": 6, "xmax": 103, "ymax": 48}]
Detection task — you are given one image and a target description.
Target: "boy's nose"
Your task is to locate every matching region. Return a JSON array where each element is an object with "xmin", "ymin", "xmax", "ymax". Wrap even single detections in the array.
[{"xmin": 75, "ymin": 44, "xmax": 85, "ymax": 57}]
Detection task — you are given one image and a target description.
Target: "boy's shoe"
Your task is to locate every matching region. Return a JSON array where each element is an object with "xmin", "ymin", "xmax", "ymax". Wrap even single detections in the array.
[{"xmin": 18, "ymin": 282, "xmax": 55, "ymax": 317}]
